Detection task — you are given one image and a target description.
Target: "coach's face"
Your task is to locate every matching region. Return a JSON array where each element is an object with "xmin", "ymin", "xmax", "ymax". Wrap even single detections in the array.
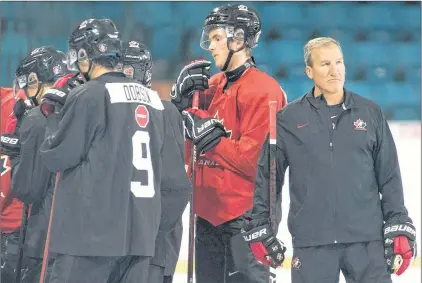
[{"xmin": 305, "ymin": 43, "xmax": 345, "ymax": 96}]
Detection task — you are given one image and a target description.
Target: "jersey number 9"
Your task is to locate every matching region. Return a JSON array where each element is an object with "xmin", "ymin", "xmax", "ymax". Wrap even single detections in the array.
[{"xmin": 131, "ymin": 130, "xmax": 155, "ymax": 198}]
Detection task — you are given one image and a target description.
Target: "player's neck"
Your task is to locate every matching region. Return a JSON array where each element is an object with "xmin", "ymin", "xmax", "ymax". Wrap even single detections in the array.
[
  {"xmin": 37, "ymin": 85, "xmax": 52, "ymax": 104},
  {"xmin": 89, "ymin": 66, "xmax": 114, "ymax": 80},
  {"xmin": 226, "ymin": 54, "xmax": 250, "ymax": 72}
]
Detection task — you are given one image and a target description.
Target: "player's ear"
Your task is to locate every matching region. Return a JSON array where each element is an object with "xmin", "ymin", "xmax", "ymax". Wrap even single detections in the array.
[{"xmin": 232, "ymin": 28, "xmax": 246, "ymax": 51}]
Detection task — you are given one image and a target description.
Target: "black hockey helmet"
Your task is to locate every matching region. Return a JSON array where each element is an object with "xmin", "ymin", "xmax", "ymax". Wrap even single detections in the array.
[
  {"xmin": 14, "ymin": 46, "xmax": 69, "ymax": 103},
  {"xmin": 200, "ymin": 4, "xmax": 261, "ymax": 50},
  {"xmin": 67, "ymin": 18, "xmax": 122, "ymax": 72},
  {"xmin": 200, "ymin": 4, "xmax": 261, "ymax": 71},
  {"xmin": 120, "ymin": 40, "xmax": 153, "ymax": 88}
]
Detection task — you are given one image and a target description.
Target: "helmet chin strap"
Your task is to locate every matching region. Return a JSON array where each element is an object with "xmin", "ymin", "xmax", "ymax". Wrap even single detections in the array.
[
  {"xmin": 221, "ymin": 38, "xmax": 245, "ymax": 72},
  {"xmin": 83, "ymin": 60, "xmax": 94, "ymax": 81},
  {"xmin": 23, "ymin": 83, "xmax": 42, "ymax": 106},
  {"xmin": 76, "ymin": 60, "xmax": 93, "ymax": 81}
]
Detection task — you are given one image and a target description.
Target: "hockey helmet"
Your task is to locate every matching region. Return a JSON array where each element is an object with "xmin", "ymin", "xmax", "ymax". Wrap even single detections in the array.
[
  {"xmin": 14, "ymin": 46, "xmax": 69, "ymax": 103},
  {"xmin": 200, "ymin": 4, "xmax": 261, "ymax": 51},
  {"xmin": 67, "ymin": 18, "xmax": 122, "ymax": 72},
  {"xmin": 121, "ymin": 40, "xmax": 152, "ymax": 88}
]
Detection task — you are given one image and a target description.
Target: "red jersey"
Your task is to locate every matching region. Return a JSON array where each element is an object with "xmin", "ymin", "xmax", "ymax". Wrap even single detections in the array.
[
  {"xmin": 1, "ymin": 87, "xmax": 23, "ymax": 233},
  {"xmin": 186, "ymin": 68, "xmax": 287, "ymax": 226}
]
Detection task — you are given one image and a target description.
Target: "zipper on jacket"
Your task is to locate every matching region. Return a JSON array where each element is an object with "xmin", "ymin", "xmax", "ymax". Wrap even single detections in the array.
[{"xmin": 329, "ymin": 103, "xmax": 347, "ymax": 244}]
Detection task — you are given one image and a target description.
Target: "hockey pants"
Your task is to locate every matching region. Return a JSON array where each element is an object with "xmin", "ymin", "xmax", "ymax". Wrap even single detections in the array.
[{"xmin": 195, "ymin": 217, "xmax": 269, "ymax": 283}]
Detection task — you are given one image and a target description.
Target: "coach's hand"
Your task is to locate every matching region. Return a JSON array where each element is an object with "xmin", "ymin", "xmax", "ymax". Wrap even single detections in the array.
[
  {"xmin": 171, "ymin": 59, "xmax": 211, "ymax": 111},
  {"xmin": 383, "ymin": 217, "xmax": 417, "ymax": 275},
  {"xmin": 242, "ymin": 218, "xmax": 286, "ymax": 268}
]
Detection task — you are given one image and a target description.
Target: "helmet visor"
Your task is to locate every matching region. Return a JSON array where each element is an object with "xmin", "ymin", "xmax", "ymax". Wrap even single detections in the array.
[
  {"xmin": 66, "ymin": 48, "xmax": 90, "ymax": 72},
  {"xmin": 200, "ymin": 24, "xmax": 233, "ymax": 50},
  {"xmin": 66, "ymin": 49, "xmax": 79, "ymax": 72},
  {"xmin": 12, "ymin": 72, "xmax": 39, "ymax": 100}
]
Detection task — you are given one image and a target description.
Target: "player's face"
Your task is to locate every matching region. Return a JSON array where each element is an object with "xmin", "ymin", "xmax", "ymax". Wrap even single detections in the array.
[
  {"xmin": 306, "ymin": 43, "xmax": 345, "ymax": 96},
  {"xmin": 26, "ymin": 75, "xmax": 40, "ymax": 98},
  {"xmin": 26, "ymin": 84, "xmax": 40, "ymax": 98},
  {"xmin": 207, "ymin": 28, "xmax": 230, "ymax": 70}
]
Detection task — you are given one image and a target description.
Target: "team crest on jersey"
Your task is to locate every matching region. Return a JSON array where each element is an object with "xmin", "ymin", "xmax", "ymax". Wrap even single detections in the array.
[
  {"xmin": 135, "ymin": 105, "xmax": 149, "ymax": 128},
  {"xmin": 353, "ymin": 118, "xmax": 367, "ymax": 131},
  {"xmin": 213, "ymin": 110, "xmax": 232, "ymax": 138}
]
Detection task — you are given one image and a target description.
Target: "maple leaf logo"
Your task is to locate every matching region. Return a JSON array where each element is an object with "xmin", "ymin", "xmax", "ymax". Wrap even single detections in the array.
[
  {"xmin": 353, "ymin": 118, "xmax": 367, "ymax": 131},
  {"xmin": 213, "ymin": 110, "xmax": 232, "ymax": 138}
]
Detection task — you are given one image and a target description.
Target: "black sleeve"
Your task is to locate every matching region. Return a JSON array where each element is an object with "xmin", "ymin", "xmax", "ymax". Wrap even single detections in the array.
[
  {"xmin": 374, "ymin": 110, "xmax": 410, "ymax": 222},
  {"xmin": 11, "ymin": 110, "xmax": 51, "ymax": 204},
  {"xmin": 248, "ymin": 115, "xmax": 288, "ymax": 230},
  {"xmin": 40, "ymin": 85, "xmax": 105, "ymax": 173},
  {"xmin": 159, "ymin": 101, "xmax": 191, "ymax": 233}
]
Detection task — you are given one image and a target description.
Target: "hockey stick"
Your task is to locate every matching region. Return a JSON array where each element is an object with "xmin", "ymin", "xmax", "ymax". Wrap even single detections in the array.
[
  {"xmin": 39, "ymin": 173, "xmax": 60, "ymax": 283},
  {"xmin": 14, "ymin": 203, "xmax": 30, "ymax": 283},
  {"xmin": 268, "ymin": 100, "xmax": 278, "ymax": 283},
  {"xmin": 187, "ymin": 91, "xmax": 199, "ymax": 283}
]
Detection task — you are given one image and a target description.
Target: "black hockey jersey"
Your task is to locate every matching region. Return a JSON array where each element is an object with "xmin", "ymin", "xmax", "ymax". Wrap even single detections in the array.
[
  {"xmin": 40, "ymin": 72, "xmax": 165, "ymax": 257},
  {"xmin": 151, "ymin": 101, "xmax": 191, "ymax": 268},
  {"xmin": 11, "ymin": 106, "xmax": 56, "ymax": 258}
]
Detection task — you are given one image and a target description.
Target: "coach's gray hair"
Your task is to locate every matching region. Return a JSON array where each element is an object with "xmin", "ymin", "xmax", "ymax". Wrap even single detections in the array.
[{"xmin": 304, "ymin": 37, "xmax": 342, "ymax": 67}]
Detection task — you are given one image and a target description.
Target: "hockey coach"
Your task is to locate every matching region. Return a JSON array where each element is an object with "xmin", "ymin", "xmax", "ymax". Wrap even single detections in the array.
[{"xmin": 242, "ymin": 37, "xmax": 417, "ymax": 283}]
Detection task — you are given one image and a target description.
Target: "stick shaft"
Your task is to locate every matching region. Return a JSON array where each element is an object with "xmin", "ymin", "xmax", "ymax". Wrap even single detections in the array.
[{"xmin": 187, "ymin": 91, "xmax": 199, "ymax": 283}]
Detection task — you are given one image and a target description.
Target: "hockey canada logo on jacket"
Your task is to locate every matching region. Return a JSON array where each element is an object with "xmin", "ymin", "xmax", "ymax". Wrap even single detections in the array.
[
  {"xmin": 353, "ymin": 118, "xmax": 367, "ymax": 131},
  {"xmin": 292, "ymin": 257, "xmax": 301, "ymax": 270}
]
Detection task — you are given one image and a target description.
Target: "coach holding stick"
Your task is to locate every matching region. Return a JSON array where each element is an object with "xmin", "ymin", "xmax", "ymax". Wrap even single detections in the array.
[{"xmin": 242, "ymin": 37, "xmax": 417, "ymax": 283}]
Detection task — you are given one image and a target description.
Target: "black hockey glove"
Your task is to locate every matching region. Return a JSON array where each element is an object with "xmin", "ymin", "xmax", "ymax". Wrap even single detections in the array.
[
  {"xmin": 171, "ymin": 59, "xmax": 211, "ymax": 111},
  {"xmin": 0, "ymin": 133, "xmax": 20, "ymax": 159},
  {"xmin": 57, "ymin": 72, "xmax": 86, "ymax": 92},
  {"xmin": 383, "ymin": 216, "xmax": 417, "ymax": 275},
  {"xmin": 241, "ymin": 218, "xmax": 286, "ymax": 268},
  {"xmin": 182, "ymin": 108, "xmax": 229, "ymax": 154},
  {"xmin": 0, "ymin": 99, "xmax": 33, "ymax": 158},
  {"xmin": 13, "ymin": 98, "xmax": 33, "ymax": 121},
  {"xmin": 40, "ymin": 73, "xmax": 86, "ymax": 117},
  {"xmin": 40, "ymin": 88, "xmax": 69, "ymax": 117}
]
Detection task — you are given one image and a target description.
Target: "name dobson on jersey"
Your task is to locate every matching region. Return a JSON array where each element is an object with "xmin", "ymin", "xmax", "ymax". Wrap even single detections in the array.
[{"xmin": 105, "ymin": 82, "xmax": 164, "ymax": 110}]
